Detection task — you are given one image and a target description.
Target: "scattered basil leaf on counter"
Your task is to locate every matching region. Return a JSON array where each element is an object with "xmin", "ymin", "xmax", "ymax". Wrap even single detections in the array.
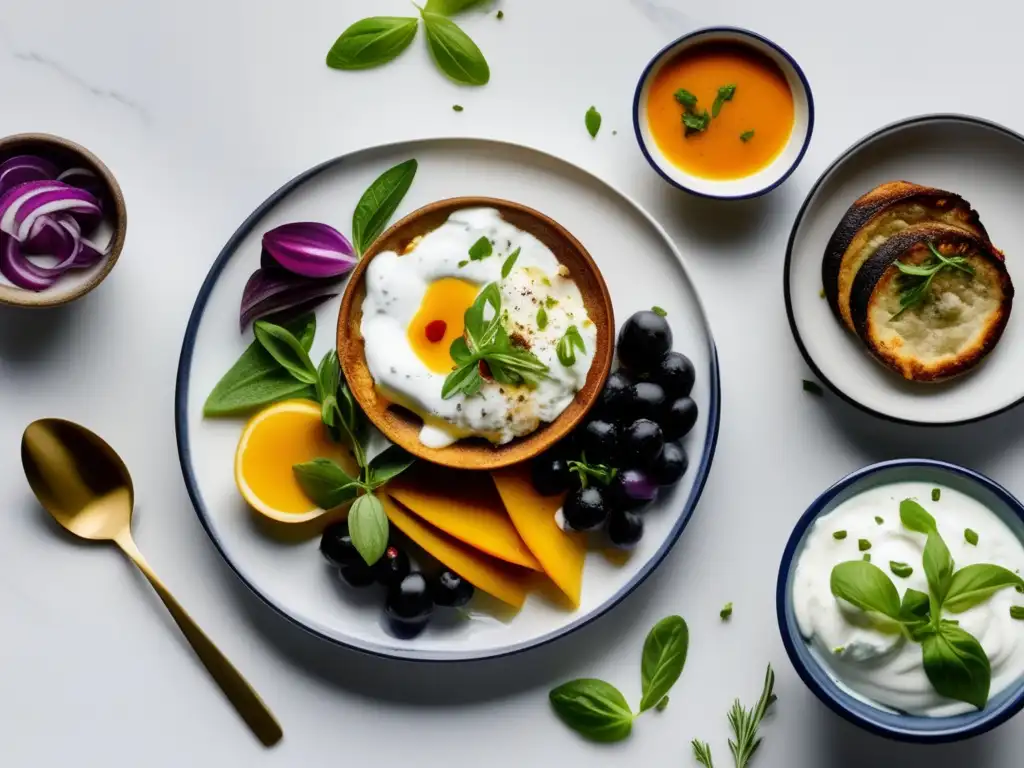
[
  {"xmin": 549, "ymin": 679, "xmax": 634, "ymax": 743},
  {"xmin": 453, "ymin": 104, "xmax": 464, "ymax": 112},
  {"xmin": 639, "ymin": 615, "xmax": 689, "ymax": 712},
  {"xmin": 832, "ymin": 530, "xmax": 847, "ymax": 540},
  {"xmin": 740, "ymin": 130, "xmax": 755, "ymax": 142},
  {"xmin": 366, "ymin": 444, "xmax": 417, "ymax": 489},
  {"xmin": 651, "ymin": 305, "xmax": 667, "ymax": 317},
  {"xmin": 692, "ymin": 739, "xmax": 715, "ymax": 768},
  {"xmin": 326, "ymin": 17, "xmax": 419, "ymax": 70},
  {"xmin": 253, "ymin": 320, "xmax": 320, "ymax": 387},
  {"xmin": 890, "ymin": 561, "xmax": 914, "ymax": 579},
  {"xmin": 501, "ymin": 247, "xmax": 521, "ymax": 278},
  {"xmin": 858, "ymin": 539, "xmax": 872, "ymax": 552},
  {"xmin": 655, "ymin": 696, "xmax": 669, "ymax": 712},
  {"xmin": 932, "ymin": 488, "xmax": 942, "ymax": 501},
  {"xmin": 830, "ymin": 560, "xmax": 901, "ymax": 621},
  {"xmin": 802, "ymin": 380, "xmax": 823, "ymax": 396},
  {"xmin": 469, "ymin": 236, "xmax": 493, "ymax": 261},
  {"xmin": 348, "ymin": 493, "xmax": 389, "ymax": 566},
  {"xmin": 585, "ymin": 106, "xmax": 602, "ymax": 138},
  {"xmin": 674, "ymin": 89, "xmax": 698, "ymax": 110},
  {"xmin": 965, "ymin": 528, "xmax": 979, "ymax": 546},
  {"xmin": 921, "ymin": 622, "xmax": 990, "ymax": 710},
  {"xmin": 720, "ymin": 602, "xmax": 733, "ymax": 620},
  {"xmin": 420, "ymin": 10, "xmax": 490, "ymax": 85},
  {"xmin": 293, "ymin": 458, "xmax": 360, "ymax": 509},
  {"xmin": 496, "ymin": 9, "xmax": 504, "ymax": 19},
  {"xmin": 943, "ymin": 564, "xmax": 1024, "ymax": 614},
  {"xmin": 204, "ymin": 314, "xmax": 317, "ymax": 416},
  {"xmin": 536, "ymin": 306, "xmax": 548, "ymax": 330},
  {"xmin": 352, "ymin": 159, "xmax": 418, "ymax": 255},
  {"xmin": 557, "ymin": 325, "xmax": 586, "ymax": 367},
  {"xmin": 425, "ymin": 0, "xmax": 486, "ymax": 14},
  {"xmin": 875, "ymin": 516, "xmax": 884, "ymax": 525},
  {"xmin": 711, "ymin": 84, "xmax": 736, "ymax": 118},
  {"xmin": 1011, "ymin": 606, "xmax": 1024, "ymax": 620}
]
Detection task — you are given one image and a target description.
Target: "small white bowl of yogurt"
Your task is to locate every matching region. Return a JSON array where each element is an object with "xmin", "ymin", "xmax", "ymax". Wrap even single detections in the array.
[{"xmin": 777, "ymin": 459, "xmax": 1024, "ymax": 742}]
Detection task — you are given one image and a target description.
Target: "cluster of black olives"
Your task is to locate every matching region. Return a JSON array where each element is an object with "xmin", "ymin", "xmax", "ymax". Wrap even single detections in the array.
[
  {"xmin": 320, "ymin": 520, "xmax": 474, "ymax": 638},
  {"xmin": 531, "ymin": 310, "xmax": 698, "ymax": 548}
]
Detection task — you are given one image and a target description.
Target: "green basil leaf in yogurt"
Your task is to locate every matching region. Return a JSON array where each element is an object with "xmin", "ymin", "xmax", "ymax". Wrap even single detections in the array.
[
  {"xmin": 830, "ymin": 560, "xmax": 901, "ymax": 621},
  {"xmin": 639, "ymin": 615, "xmax": 689, "ymax": 712},
  {"xmin": 943, "ymin": 564, "xmax": 1024, "ymax": 614},
  {"xmin": 900, "ymin": 498, "xmax": 938, "ymax": 533},
  {"xmin": 923, "ymin": 529, "xmax": 955, "ymax": 605},
  {"xmin": 921, "ymin": 622, "xmax": 991, "ymax": 710},
  {"xmin": 326, "ymin": 17, "xmax": 419, "ymax": 70},
  {"xmin": 549, "ymin": 679, "xmax": 634, "ymax": 742}
]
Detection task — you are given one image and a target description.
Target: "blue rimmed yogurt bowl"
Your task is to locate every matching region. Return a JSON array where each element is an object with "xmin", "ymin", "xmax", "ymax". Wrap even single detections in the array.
[
  {"xmin": 632, "ymin": 27, "xmax": 814, "ymax": 199},
  {"xmin": 777, "ymin": 459, "xmax": 1024, "ymax": 742}
]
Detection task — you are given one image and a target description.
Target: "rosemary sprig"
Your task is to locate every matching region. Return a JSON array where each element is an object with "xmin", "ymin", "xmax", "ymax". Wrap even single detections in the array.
[
  {"xmin": 892, "ymin": 242, "xmax": 973, "ymax": 319},
  {"xmin": 692, "ymin": 740, "xmax": 715, "ymax": 768},
  {"xmin": 691, "ymin": 665, "xmax": 777, "ymax": 768}
]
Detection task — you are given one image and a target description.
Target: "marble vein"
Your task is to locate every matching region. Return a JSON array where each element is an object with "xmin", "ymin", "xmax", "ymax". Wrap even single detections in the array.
[{"xmin": 629, "ymin": 0, "xmax": 692, "ymax": 30}]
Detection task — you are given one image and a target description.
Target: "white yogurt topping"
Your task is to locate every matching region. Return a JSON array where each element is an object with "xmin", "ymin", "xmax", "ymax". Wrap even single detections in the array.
[
  {"xmin": 360, "ymin": 207, "xmax": 596, "ymax": 447},
  {"xmin": 793, "ymin": 481, "xmax": 1024, "ymax": 716}
]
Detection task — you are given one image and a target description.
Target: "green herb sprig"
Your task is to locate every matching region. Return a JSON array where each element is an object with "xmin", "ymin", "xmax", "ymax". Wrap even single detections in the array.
[
  {"xmin": 892, "ymin": 242, "xmax": 974, "ymax": 319},
  {"xmin": 567, "ymin": 454, "xmax": 616, "ymax": 488},
  {"xmin": 351, "ymin": 159, "xmax": 418, "ymax": 255},
  {"xmin": 691, "ymin": 665, "xmax": 777, "ymax": 768},
  {"xmin": 711, "ymin": 84, "xmax": 736, "ymax": 118}
]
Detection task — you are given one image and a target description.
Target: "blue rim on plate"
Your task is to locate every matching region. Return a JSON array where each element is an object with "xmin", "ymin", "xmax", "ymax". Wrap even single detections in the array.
[
  {"xmin": 174, "ymin": 138, "xmax": 722, "ymax": 662},
  {"xmin": 783, "ymin": 113, "xmax": 1024, "ymax": 428},
  {"xmin": 776, "ymin": 458, "xmax": 1024, "ymax": 742},
  {"xmin": 631, "ymin": 26, "xmax": 815, "ymax": 200}
]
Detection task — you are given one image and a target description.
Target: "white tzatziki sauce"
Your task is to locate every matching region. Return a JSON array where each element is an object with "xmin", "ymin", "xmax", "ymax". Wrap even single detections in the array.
[{"xmin": 793, "ymin": 481, "xmax": 1024, "ymax": 716}]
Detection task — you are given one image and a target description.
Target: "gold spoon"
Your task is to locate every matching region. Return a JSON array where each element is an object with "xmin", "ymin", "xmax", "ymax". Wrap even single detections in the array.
[{"xmin": 21, "ymin": 418, "xmax": 283, "ymax": 747}]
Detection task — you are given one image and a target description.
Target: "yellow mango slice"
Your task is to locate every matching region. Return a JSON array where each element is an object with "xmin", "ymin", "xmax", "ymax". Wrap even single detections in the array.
[
  {"xmin": 491, "ymin": 465, "xmax": 586, "ymax": 607},
  {"xmin": 387, "ymin": 470, "xmax": 543, "ymax": 572},
  {"xmin": 381, "ymin": 493, "xmax": 529, "ymax": 609}
]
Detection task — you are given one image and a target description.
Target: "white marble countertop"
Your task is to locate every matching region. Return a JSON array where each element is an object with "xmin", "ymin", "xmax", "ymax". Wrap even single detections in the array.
[{"xmin": 2, "ymin": 0, "xmax": 1024, "ymax": 765}]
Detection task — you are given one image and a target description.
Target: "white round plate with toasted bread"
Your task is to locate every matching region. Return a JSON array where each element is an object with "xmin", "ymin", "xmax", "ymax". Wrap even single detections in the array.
[{"xmin": 786, "ymin": 114, "xmax": 1024, "ymax": 425}]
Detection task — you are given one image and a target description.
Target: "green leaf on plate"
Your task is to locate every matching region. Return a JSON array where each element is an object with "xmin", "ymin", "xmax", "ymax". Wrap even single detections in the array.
[
  {"xmin": 352, "ymin": 159, "xmax": 418, "ymax": 255},
  {"xmin": 253, "ymin": 320, "xmax": 320, "ymax": 386},
  {"xmin": 292, "ymin": 458, "xmax": 360, "ymax": 510},
  {"xmin": 348, "ymin": 493, "xmax": 389, "ymax": 565}
]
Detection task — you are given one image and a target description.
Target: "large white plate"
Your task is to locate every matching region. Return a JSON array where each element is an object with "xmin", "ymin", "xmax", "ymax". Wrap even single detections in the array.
[
  {"xmin": 175, "ymin": 138, "xmax": 720, "ymax": 661},
  {"xmin": 785, "ymin": 115, "xmax": 1024, "ymax": 425}
]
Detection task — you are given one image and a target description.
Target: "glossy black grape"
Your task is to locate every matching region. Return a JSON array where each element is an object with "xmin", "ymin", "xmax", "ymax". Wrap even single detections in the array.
[
  {"xmin": 624, "ymin": 419, "xmax": 664, "ymax": 467},
  {"xmin": 431, "ymin": 570, "xmax": 475, "ymax": 608},
  {"xmin": 608, "ymin": 468, "xmax": 657, "ymax": 512},
  {"xmin": 607, "ymin": 509, "xmax": 644, "ymax": 549},
  {"xmin": 385, "ymin": 573, "xmax": 433, "ymax": 638},
  {"xmin": 580, "ymin": 419, "xmax": 619, "ymax": 465},
  {"xmin": 563, "ymin": 486, "xmax": 609, "ymax": 532},
  {"xmin": 627, "ymin": 382, "xmax": 666, "ymax": 423},
  {"xmin": 532, "ymin": 453, "xmax": 571, "ymax": 496},
  {"xmin": 373, "ymin": 545, "xmax": 411, "ymax": 587},
  {"xmin": 649, "ymin": 442, "xmax": 689, "ymax": 486},
  {"xmin": 663, "ymin": 397, "xmax": 699, "ymax": 441},
  {"xmin": 617, "ymin": 311, "xmax": 673, "ymax": 373},
  {"xmin": 653, "ymin": 352, "xmax": 695, "ymax": 398},
  {"xmin": 597, "ymin": 371, "xmax": 633, "ymax": 422},
  {"xmin": 320, "ymin": 522, "xmax": 361, "ymax": 568},
  {"xmin": 338, "ymin": 563, "xmax": 375, "ymax": 588}
]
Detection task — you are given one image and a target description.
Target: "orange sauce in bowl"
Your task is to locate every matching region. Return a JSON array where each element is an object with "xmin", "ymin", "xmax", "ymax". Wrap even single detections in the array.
[{"xmin": 647, "ymin": 43, "xmax": 794, "ymax": 180}]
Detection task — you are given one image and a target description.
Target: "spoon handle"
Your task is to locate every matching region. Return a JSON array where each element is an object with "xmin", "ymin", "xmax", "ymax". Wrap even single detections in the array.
[{"xmin": 114, "ymin": 532, "xmax": 283, "ymax": 747}]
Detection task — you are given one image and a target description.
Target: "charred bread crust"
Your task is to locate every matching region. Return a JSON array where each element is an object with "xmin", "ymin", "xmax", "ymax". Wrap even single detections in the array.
[
  {"xmin": 821, "ymin": 181, "xmax": 989, "ymax": 330},
  {"xmin": 849, "ymin": 223, "xmax": 1012, "ymax": 382}
]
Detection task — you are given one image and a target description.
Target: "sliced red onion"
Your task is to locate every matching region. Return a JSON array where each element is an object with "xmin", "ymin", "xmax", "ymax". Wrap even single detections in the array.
[
  {"xmin": 25, "ymin": 214, "xmax": 75, "ymax": 256},
  {"xmin": 262, "ymin": 222, "xmax": 356, "ymax": 279},
  {"xmin": 240, "ymin": 267, "xmax": 338, "ymax": 330},
  {"xmin": 58, "ymin": 166, "xmax": 108, "ymax": 203},
  {"xmin": 72, "ymin": 237, "xmax": 106, "ymax": 269},
  {"xmin": 619, "ymin": 469, "xmax": 658, "ymax": 501},
  {"xmin": 0, "ymin": 155, "xmax": 58, "ymax": 195},
  {"xmin": 0, "ymin": 233, "xmax": 57, "ymax": 290},
  {"xmin": 10, "ymin": 185, "xmax": 101, "ymax": 241}
]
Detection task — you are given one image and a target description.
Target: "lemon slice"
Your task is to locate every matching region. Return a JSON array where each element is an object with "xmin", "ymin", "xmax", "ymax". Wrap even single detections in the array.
[{"xmin": 234, "ymin": 399, "xmax": 355, "ymax": 522}]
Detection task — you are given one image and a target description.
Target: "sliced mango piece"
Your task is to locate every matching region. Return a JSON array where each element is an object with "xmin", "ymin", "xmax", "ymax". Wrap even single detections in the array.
[
  {"xmin": 491, "ymin": 465, "xmax": 586, "ymax": 607},
  {"xmin": 387, "ymin": 470, "xmax": 543, "ymax": 572},
  {"xmin": 381, "ymin": 493, "xmax": 529, "ymax": 609}
]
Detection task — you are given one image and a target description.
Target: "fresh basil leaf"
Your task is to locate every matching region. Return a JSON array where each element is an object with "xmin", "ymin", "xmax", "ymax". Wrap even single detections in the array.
[
  {"xmin": 204, "ymin": 315, "xmax": 317, "ymax": 416},
  {"xmin": 367, "ymin": 445, "xmax": 416, "ymax": 489},
  {"xmin": 674, "ymin": 89, "xmax": 697, "ymax": 110},
  {"xmin": 944, "ymin": 564, "xmax": 1024, "ymax": 613},
  {"xmin": 501, "ymin": 247, "xmax": 521, "ymax": 279},
  {"xmin": 424, "ymin": 0, "xmax": 485, "ymax": 14},
  {"xmin": 900, "ymin": 498, "xmax": 938, "ymax": 533},
  {"xmin": 464, "ymin": 282, "xmax": 502, "ymax": 347},
  {"xmin": 556, "ymin": 325, "xmax": 586, "ymax": 367},
  {"xmin": 293, "ymin": 458, "xmax": 360, "ymax": 509},
  {"xmin": 899, "ymin": 587, "xmax": 932, "ymax": 624},
  {"xmin": 253, "ymin": 320, "xmax": 320, "ymax": 386},
  {"xmin": 890, "ymin": 561, "xmax": 914, "ymax": 579},
  {"xmin": 320, "ymin": 395, "xmax": 339, "ymax": 428},
  {"xmin": 348, "ymin": 493, "xmax": 389, "ymax": 565},
  {"xmin": 921, "ymin": 622, "xmax": 991, "ymax": 710},
  {"xmin": 325, "ymin": 17, "xmax": 418, "ymax": 70},
  {"xmin": 442, "ymin": 360, "xmax": 482, "ymax": 399},
  {"xmin": 420, "ymin": 11, "xmax": 490, "ymax": 86},
  {"xmin": 318, "ymin": 350, "xmax": 341, "ymax": 399},
  {"xmin": 352, "ymin": 159, "xmax": 418, "ymax": 255},
  {"xmin": 923, "ymin": 530, "xmax": 955, "ymax": 605},
  {"xmin": 549, "ymin": 679, "xmax": 634, "ymax": 743},
  {"xmin": 585, "ymin": 106, "xmax": 602, "ymax": 139},
  {"xmin": 449, "ymin": 336, "xmax": 474, "ymax": 365},
  {"xmin": 830, "ymin": 560, "xmax": 901, "ymax": 620},
  {"xmin": 639, "ymin": 615, "xmax": 689, "ymax": 712},
  {"xmin": 468, "ymin": 236, "xmax": 493, "ymax": 261}
]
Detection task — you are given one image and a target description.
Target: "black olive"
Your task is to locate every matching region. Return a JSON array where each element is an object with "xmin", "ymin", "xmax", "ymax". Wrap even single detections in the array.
[
  {"xmin": 628, "ymin": 381, "xmax": 666, "ymax": 422},
  {"xmin": 532, "ymin": 453, "xmax": 571, "ymax": 496},
  {"xmin": 649, "ymin": 442, "xmax": 689, "ymax": 486},
  {"xmin": 597, "ymin": 370, "xmax": 633, "ymax": 422},
  {"xmin": 652, "ymin": 352, "xmax": 695, "ymax": 398},
  {"xmin": 563, "ymin": 486, "xmax": 609, "ymax": 532},
  {"xmin": 373, "ymin": 545, "xmax": 411, "ymax": 587},
  {"xmin": 338, "ymin": 563, "xmax": 376, "ymax": 588},
  {"xmin": 320, "ymin": 522, "xmax": 361, "ymax": 568},
  {"xmin": 385, "ymin": 573, "xmax": 433, "ymax": 638},
  {"xmin": 624, "ymin": 419, "xmax": 664, "ymax": 467},
  {"xmin": 617, "ymin": 311, "xmax": 673, "ymax": 373},
  {"xmin": 431, "ymin": 570, "xmax": 475, "ymax": 608},
  {"xmin": 607, "ymin": 509, "xmax": 644, "ymax": 549},
  {"xmin": 608, "ymin": 468, "xmax": 658, "ymax": 511},
  {"xmin": 663, "ymin": 397, "xmax": 699, "ymax": 441},
  {"xmin": 580, "ymin": 419, "xmax": 619, "ymax": 465}
]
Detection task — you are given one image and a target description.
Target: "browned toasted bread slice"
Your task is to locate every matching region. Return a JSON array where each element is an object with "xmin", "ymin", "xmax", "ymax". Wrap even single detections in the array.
[
  {"xmin": 849, "ymin": 222, "xmax": 1012, "ymax": 382},
  {"xmin": 822, "ymin": 181, "xmax": 989, "ymax": 331}
]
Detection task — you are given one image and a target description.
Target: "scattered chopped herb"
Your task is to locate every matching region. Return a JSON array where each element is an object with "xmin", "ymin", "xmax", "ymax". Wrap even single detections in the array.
[
  {"xmin": 818, "ymin": 288, "xmax": 825, "ymax": 299},
  {"xmin": 651, "ymin": 305, "xmax": 667, "ymax": 317},
  {"xmin": 890, "ymin": 561, "xmax": 914, "ymax": 578},
  {"xmin": 858, "ymin": 539, "xmax": 872, "ymax": 552},
  {"xmin": 457, "ymin": 259, "xmax": 468, "ymax": 268},
  {"xmin": 932, "ymin": 488, "xmax": 941, "ymax": 501},
  {"xmin": 875, "ymin": 516, "xmax": 884, "ymax": 525},
  {"xmin": 612, "ymin": 130, "xmax": 618, "ymax": 135},
  {"xmin": 496, "ymin": 9, "xmax": 504, "ymax": 18},
  {"xmin": 802, "ymin": 380, "xmax": 823, "ymax": 396},
  {"xmin": 862, "ymin": 554, "xmax": 871, "ymax": 562},
  {"xmin": 833, "ymin": 646, "xmax": 845, "ymax": 655},
  {"xmin": 720, "ymin": 602, "xmax": 733, "ymax": 621},
  {"xmin": 711, "ymin": 84, "xmax": 736, "ymax": 118},
  {"xmin": 537, "ymin": 306, "xmax": 548, "ymax": 330},
  {"xmin": 674, "ymin": 89, "xmax": 698, "ymax": 110},
  {"xmin": 833, "ymin": 530, "xmax": 847, "ymax": 540},
  {"xmin": 585, "ymin": 106, "xmax": 602, "ymax": 138},
  {"xmin": 965, "ymin": 528, "xmax": 979, "ymax": 546},
  {"xmin": 468, "ymin": 236, "xmax": 492, "ymax": 261},
  {"xmin": 740, "ymin": 130, "xmax": 755, "ymax": 142},
  {"xmin": 1012, "ymin": 606, "xmax": 1024, "ymax": 621},
  {"xmin": 452, "ymin": 104, "xmax": 464, "ymax": 112},
  {"xmin": 501, "ymin": 247, "xmax": 521, "ymax": 279},
  {"xmin": 683, "ymin": 109, "xmax": 711, "ymax": 135},
  {"xmin": 655, "ymin": 696, "xmax": 670, "ymax": 712},
  {"xmin": 545, "ymin": 296, "xmax": 558, "ymax": 308}
]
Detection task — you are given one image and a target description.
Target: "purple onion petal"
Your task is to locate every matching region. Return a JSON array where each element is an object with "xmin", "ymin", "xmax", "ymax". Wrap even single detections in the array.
[
  {"xmin": 11, "ymin": 186, "xmax": 101, "ymax": 241},
  {"xmin": 0, "ymin": 181, "xmax": 67, "ymax": 235},
  {"xmin": 0, "ymin": 155, "xmax": 58, "ymax": 195},
  {"xmin": 240, "ymin": 267, "xmax": 340, "ymax": 329},
  {"xmin": 262, "ymin": 222, "xmax": 356, "ymax": 279},
  {"xmin": 0, "ymin": 233, "xmax": 58, "ymax": 291}
]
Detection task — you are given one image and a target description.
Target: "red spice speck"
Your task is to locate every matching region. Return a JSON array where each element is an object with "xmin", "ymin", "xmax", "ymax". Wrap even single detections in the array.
[
  {"xmin": 425, "ymin": 320, "xmax": 447, "ymax": 343},
  {"xmin": 479, "ymin": 360, "xmax": 493, "ymax": 380}
]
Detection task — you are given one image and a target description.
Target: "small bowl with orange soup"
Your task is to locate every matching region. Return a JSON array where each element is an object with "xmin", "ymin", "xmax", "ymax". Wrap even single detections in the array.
[{"xmin": 633, "ymin": 27, "xmax": 813, "ymax": 199}]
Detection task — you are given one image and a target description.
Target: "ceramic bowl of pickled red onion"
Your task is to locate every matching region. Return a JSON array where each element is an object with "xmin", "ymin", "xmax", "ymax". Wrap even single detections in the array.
[{"xmin": 0, "ymin": 133, "xmax": 126, "ymax": 308}]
